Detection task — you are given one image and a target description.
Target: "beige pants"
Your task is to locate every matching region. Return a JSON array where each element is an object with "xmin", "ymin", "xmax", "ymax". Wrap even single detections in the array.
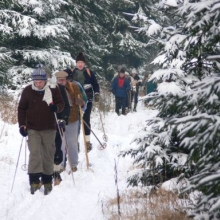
[{"xmin": 27, "ymin": 129, "xmax": 56, "ymax": 175}]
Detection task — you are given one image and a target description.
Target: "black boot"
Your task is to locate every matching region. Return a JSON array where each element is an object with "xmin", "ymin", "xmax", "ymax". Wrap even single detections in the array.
[
  {"xmin": 44, "ymin": 183, "xmax": 52, "ymax": 195},
  {"xmin": 133, "ymin": 104, "xmax": 137, "ymax": 112},
  {"xmin": 29, "ymin": 173, "xmax": 42, "ymax": 195},
  {"xmin": 42, "ymin": 174, "xmax": 53, "ymax": 195}
]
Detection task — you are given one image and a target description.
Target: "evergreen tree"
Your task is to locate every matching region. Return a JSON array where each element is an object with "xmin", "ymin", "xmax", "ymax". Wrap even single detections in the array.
[
  {"xmin": 122, "ymin": 0, "xmax": 220, "ymax": 218},
  {"xmin": 0, "ymin": 0, "xmax": 73, "ymax": 89},
  {"xmin": 62, "ymin": 0, "xmax": 149, "ymax": 80}
]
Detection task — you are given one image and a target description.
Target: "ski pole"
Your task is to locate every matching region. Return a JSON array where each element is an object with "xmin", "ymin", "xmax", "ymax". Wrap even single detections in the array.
[
  {"xmin": 11, "ymin": 137, "xmax": 24, "ymax": 193},
  {"xmin": 82, "ymin": 119, "xmax": 107, "ymax": 150},
  {"xmin": 54, "ymin": 113, "xmax": 75, "ymax": 185},
  {"xmin": 78, "ymin": 97, "xmax": 90, "ymax": 170}
]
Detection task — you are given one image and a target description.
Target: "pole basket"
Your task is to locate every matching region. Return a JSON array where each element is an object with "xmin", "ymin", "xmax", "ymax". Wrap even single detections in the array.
[
  {"xmin": 21, "ymin": 164, "xmax": 28, "ymax": 171},
  {"xmin": 103, "ymin": 134, "xmax": 108, "ymax": 142},
  {"xmin": 98, "ymin": 142, "xmax": 107, "ymax": 150}
]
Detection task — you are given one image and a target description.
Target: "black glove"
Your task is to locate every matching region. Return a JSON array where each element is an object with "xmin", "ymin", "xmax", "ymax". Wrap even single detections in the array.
[
  {"xmin": 19, "ymin": 126, "xmax": 28, "ymax": 137},
  {"xmin": 54, "ymin": 149, "xmax": 63, "ymax": 165},
  {"xmin": 49, "ymin": 103, "xmax": 58, "ymax": 112},
  {"xmin": 94, "ymin": 93, "xmax": 100, "ymax": 102},
  {"xmin": 57, "ymin": 119, "xmax": 66, "ymax": 132}
]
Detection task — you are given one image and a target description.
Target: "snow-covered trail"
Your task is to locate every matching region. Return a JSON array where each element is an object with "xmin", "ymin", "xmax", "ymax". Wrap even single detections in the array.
[{"xmin": 0, "ymin": 102, "xmax": 157, "ymax": 220}]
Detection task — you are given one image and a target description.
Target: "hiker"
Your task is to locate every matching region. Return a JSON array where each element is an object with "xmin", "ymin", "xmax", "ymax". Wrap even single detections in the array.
[
  {"xmin": 111, "ymin": 67, "xmax": 133, "ymax": 114},
  {"xmin": 64, "ymin": 52, "xmax": 100, "ymax": 152},
  {"xmin": 42, "ymin": 67, "xmax": 72, "ymax": 184},
  {"xmin": 111, "ymin": 67, "xmax": 131, "ymax": 115},
  {"xmin": 17, "ymin": 65, "xmax": 64, "ymax": 195},
  {"xmin": 55, "ymin": 71, "xmax": 87, "ymax": 173},
  {"xmin": 131, "ymin": 68, "xmax": 142, "ymax": 112}
]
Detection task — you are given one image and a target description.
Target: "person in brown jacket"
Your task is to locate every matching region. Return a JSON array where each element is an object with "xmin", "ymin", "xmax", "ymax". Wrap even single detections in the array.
[
  {"xmin": 17, "ymin": 65, "xmax": 64, "ymax": 195},
  {"xmin": 55, "ymin": 71, "xmax": 87, "ymax": 173}
]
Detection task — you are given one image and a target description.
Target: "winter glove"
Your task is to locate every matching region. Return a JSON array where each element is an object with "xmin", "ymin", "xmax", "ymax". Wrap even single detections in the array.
[
  {"xmin": 19, "ymin": 126, "xmax": 28, "ymax": 137},
  {"xmin": 54, "ymin": 149, "xmax": 63, "ymax": 165},
  {"xmin": 49, "ymin": 103, "xmax": 58, "ymax": 112},
  {"xmin": 94, "ymin": 93, "xmax": 100, "ymax": 102},
  {"xmin": 57, "ymin": 119, "xmax": 66, "ymax": 132},
  {"xmin": 75, "ymin": 97, "xmax": 84, "ymax": 107}
]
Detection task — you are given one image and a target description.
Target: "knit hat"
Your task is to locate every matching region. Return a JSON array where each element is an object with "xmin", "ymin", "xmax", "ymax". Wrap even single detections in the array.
[
  {"xmin": 55, "ymin": 71, "xmax": 68, "ymax": 79},
  {"xmin": 132, "ymin": 68, "xmax": 137, "ymax": 74},
  {"xmin": 76, "ymin": 52, "xmax": 86, "ymax": 63},
  {"xmin": 64, "ymin": 68, "xmax": 73, "ymax": 81},
  {"xmin": 119, "ymin": 67, "xmax": 125, "ymax": 74},
  {"xmin": 32, "ymin": 66, "xmax": 47, "ymax": 81}
]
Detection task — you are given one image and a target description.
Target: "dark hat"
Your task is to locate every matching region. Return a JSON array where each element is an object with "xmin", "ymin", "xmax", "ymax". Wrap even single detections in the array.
[
  {"xmin": 32, "ymin": 66, "xmax": 47, "ymax": 81},
  {"xmin": 55, "ymin": 71, "xmax": 68, "ymax": 79},
  {"xmin": 64, "ymin": 68, "xmax": 73, "ymax": 81},
  {"xmin": 119, "ymin": 67, "xmax": 125, "ymax": 74},
  {"xmin": 76, "ymin": 52, "xmax": 86, "ymax": 63}
]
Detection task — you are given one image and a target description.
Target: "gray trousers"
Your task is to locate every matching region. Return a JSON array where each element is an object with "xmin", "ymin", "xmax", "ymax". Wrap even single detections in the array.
[
  {"xmin": 27, "ymin": 129, "xmax": 56, "ymax": 175},
  {"xmin": 61, "ymin": 120, "xmax": 79, "ymax": 168}
]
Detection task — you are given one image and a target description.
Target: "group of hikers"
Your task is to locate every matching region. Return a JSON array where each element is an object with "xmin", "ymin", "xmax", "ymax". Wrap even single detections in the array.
[
  {"xmin": 17, "ymin": 53, "xmax": 142, "ymax": 195},
  {"xmin": 17, "ymin": 52, "xmax": 100, "ymax": 195},
  {"xmin": 111, "ymin": 66, "xmax": 142, "ymax": 115}
]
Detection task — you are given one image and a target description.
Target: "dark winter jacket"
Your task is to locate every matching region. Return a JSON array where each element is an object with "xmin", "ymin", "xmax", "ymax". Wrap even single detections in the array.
[
  {"xmin": 65, "ymin": 67, "xmax": 100, "ymax": 102},
  {"xmin": 18, "ymin": 84, "xmax": 64, "ymax": 130},
  {"xmin": 57, "ymin": 84, "xmax": 71, "ymax": 125},
  {"xmin": 111, "ymin": 76, "xmax": 131, "ymax": 98},
  {"xmin": 132, "ymin": 74, "xmax": 142, "ymax": 90}
]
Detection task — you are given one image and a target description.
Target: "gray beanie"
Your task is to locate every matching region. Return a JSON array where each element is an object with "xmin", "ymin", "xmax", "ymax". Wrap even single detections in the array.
[{"xmin": 32, "ymin": 66, "xmax": 47, "ymax": 81}]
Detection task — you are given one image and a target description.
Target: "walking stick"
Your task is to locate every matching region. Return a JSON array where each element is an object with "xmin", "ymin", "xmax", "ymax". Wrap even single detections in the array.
[
  {"xmin": 97, "ymin": 106, "xmax": 108, "ymax": 142},
  {"xmin": 11, "ymin": 137, "xmax": 24, "ymax": 193},
  {"xmin": 54, "ymin": 113, "xmax": 75, "ymax": 185},
  {"xmin": 78, "ymin": 100, "xmax": 90, "ymax": 170}
]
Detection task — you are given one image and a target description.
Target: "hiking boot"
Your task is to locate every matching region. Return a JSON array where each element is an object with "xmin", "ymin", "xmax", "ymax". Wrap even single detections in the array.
[
  {"xmin": 86, "ymin": 142, "xmax": 92, "ymax": 152},
  {"xmin": 133, "ymin": 104, "xmax": 137, "ymax": 112},
  {"xmin": 44, "ymin": 183, "xmax": 52, "ymax": 195},
  {"xmin": 125, "ymin": 107, "xmax": 129, "ymax": 114},
  {"xmin": 30, "ymin": 182, "xmax": 42, "ymax": 195}
]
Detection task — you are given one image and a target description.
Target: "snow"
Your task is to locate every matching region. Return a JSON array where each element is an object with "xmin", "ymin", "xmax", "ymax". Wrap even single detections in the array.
[
  {"xmin": 157, "ymin": 82, "xmax": 184, "ymax": 96},
  {"xmin": 0, "ymin": 100, "xmax": 157, "ymax": 220}
]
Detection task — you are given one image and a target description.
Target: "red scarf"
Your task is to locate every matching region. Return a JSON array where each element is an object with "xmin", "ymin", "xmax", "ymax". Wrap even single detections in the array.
[{"xmin": 118, "ymin": 76, "xmax": 125, "ymax": 87}]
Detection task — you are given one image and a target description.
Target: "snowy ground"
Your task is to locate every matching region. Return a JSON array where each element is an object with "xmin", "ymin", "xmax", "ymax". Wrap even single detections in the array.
[{"xmin": 0, "ymin": 101, "xmax": 157, "ymax": 220}]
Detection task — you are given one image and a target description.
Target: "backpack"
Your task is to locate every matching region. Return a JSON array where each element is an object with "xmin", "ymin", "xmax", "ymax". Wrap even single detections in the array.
[{"xmin": 86, "ymin": 68, "xmax": 91, "ymax": 77}]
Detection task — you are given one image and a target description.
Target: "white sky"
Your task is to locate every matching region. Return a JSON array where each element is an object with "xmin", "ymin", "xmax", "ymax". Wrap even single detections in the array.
[{"xmin": 0, "ymin": 100, "xmax": 162, "ymax": 220}]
